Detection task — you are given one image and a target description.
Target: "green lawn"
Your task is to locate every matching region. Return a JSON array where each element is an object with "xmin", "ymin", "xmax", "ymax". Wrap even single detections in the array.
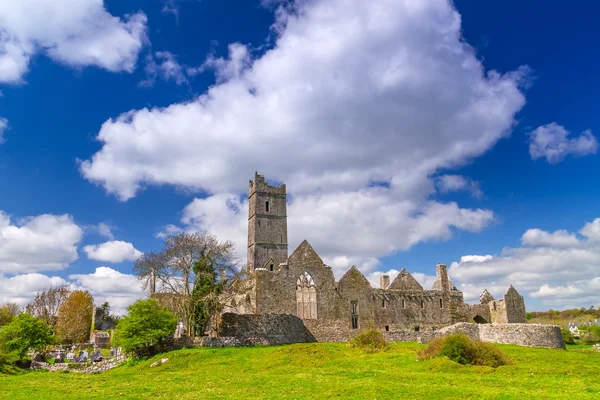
[{"xmin": 1, "ymin": 343, "xmax": 599, "ymax": 399}]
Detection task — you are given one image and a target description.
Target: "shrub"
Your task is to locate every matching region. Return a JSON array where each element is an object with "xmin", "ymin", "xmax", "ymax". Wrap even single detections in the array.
[
  {"xmin": 579, "ymin": 327, "xmax": 600, "ymax": 344},
  {"xmin": 417, "ymin": 334, "xmax": 511, "ymax": 368},
  {"xmin": 0, "ymin": 313, "xmax": 54, "ymax": 361},
  {"xmin": 113, "ymin": 299, "xmax": 178, "ymax": 358},
  {"xmin": 349, "ymin": 328, "xmax": 389, "ymax": 353},
  {"xmin": 561, "ymin": 328, "xmax": 576, "ymax": 345}
]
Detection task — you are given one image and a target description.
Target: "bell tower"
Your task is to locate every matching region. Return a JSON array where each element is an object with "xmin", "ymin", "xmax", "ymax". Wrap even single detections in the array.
[{"xmin": 247, "ymin": 172, "xmax": 288, "ymax": 273}]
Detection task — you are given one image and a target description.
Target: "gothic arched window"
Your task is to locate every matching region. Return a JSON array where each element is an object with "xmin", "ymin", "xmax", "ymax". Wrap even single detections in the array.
[{"xmin": 296, "ymin": 271, "xmax": 317, "ymax": 320}]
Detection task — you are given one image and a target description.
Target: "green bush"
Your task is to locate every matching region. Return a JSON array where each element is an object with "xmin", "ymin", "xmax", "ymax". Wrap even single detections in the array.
[
  {"xmin": 578, "ymin": 326, "xmax": 600, "ymax": 344},
  {"xmin": 113, "ymin": 299, "xmax": 178, "ymax": 358},
  {"xmin": 349, "ymin": 328, "xmax": 389, "ymax": 353},
  {"xmin": 561, "ymin": 328, "xmax": 576, "ymax": 345},
  {"xmin": 0, "ymin": 313, "xmax": 54, "ymax": 361},
  {"xmin": 418, "ymin": 334, "xmax": 511, "ymax": 368}
]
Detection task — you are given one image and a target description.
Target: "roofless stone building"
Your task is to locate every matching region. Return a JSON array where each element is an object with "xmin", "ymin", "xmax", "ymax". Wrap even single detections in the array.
[{"xmin": 223, "ymin": 173, "xmax": 528, "ymax": 342}]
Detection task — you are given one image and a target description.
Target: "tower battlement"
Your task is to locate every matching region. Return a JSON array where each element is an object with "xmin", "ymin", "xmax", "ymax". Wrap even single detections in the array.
[{"xmin": 249, "ymin": 172, "xmax": 286, "ymax": 196}]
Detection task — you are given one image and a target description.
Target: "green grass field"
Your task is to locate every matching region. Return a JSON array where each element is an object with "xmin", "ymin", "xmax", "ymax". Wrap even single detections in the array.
[{"xmin": 1, "ymin": 343, "xmax": 599, "ymax": 399}]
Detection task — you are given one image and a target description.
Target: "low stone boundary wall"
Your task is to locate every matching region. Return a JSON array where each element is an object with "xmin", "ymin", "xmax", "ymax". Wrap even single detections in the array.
[
  {"xmin": 384, "ymin": 330, "xmax": 436, "ymax": 344},
  {"xmin": 206, "ymin": 314, "xmax": 564, "ymax": 349},
  {"xmin": 436, "ymin": 323, "xmax": 565, "ymax": 349}
]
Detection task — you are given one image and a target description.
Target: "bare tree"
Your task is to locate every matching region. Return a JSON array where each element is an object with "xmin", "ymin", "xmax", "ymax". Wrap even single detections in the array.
[
  {"xmin": 134, "ymin": 232, "xmax": 240, "ymax": 336},
  {"xmin": 25, "ymin": 286, "xmax": 71, "ymax": 328}
]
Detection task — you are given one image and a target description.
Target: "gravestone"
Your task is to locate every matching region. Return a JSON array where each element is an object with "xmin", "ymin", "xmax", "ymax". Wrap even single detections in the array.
[
  {"xmin": 91, "ymin": 349, "xmax": 103, "ymax": 362},
  {"xmin": 77, "ymin": 349, "xmax": 89, "ymax": 363}
]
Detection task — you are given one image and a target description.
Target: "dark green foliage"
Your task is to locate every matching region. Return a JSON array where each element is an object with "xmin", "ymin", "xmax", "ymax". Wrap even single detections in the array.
[
  {"xmin": 0, "ymin": 313, "xmax": 54, "ymax": 361},
  {"xmin": 113, "ymin": 299, "xmax": 178, "ymax": 358},
  {"xmin": 191, "ymin": 257, "xmax": 226, "ymax": 336},
  {"xmin": 561, "ymin": 328, "xmax": 576, "ymax": 345},
  {"xmin": 94, "ymin": 302, "xmax": 119, "ymax": 330},
  {"xmin": 0, "ymin": 347, "xmax": 19, "ymax": 374},
  {"xmin": 418, "ymin": 334, "xmax": 511, "ymax": 368},
  {"xmin": 349, "ymin": 328, "xmax": 389, "ymax": 353}
]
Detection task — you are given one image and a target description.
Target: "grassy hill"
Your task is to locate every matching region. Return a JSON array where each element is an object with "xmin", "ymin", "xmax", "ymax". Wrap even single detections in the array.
[{"xmin": 1, "ymin": 342, "xmax": 599, "ymax": 399}]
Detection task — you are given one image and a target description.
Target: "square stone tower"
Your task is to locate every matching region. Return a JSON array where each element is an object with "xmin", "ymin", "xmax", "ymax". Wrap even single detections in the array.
[{"xmin": 247, "ymin": 173, "xmax": 288, "ymax": 273}]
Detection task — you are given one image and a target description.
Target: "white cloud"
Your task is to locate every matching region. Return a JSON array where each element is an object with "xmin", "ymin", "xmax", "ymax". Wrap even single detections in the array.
[
  {"xmin": 0, "ymin": 267, "xmax": 144, "ymax": 315},
  {"xmin": 81, "ymin": 0, "xmax": 526, "ymax": 276},
  {"xmin": 529, "ymin": 123, "xmax": 597, "ymax": 164},
  {"xmin": 449, "ymin": 217, "xmax": 600, "ymax": 308},
  {"xmin": 0, "ymin": 0, "xmax": 147, "ymax": 83},
  {"xmin": 0, "ymin": 117, "xmax": 7, "ymax": 144},
  {"xmin": 0, "ymin": 212, "xmax": 83, "ymax": 274},
  {"xmin": 140, "ymin": 51, "xmax": 188, "ymax": 87},
  {"xmin": 69, "ymin": 267, "xmax": 145, "ymax": 315},
  {"xmin": 97, "ymin": 222, "xmax": 115, "ymax": 241},
  {"xmin": 83, "ymin": 240, "xmax": 143, "ymax": 263},
  {"xmin": 0, "ymin": 273, "xmax": 68, "ymax": 308},
  {"xmin": 437, "ymin": 175, "xmax": 483, "ymax": 198},
  {"xmin": 521, "ymin": 228, "xmax": 580, "ymax": 247},
  {"xmin": 173, "ymin": 189, "xmax": 494, "ymax": 277},
  {"xmin": 80, "ymin": 0, "xmax": 527, "ymax": 202},
  {"xmin": 161, "ymin": 0, "xmax": 180, "ymax": 23}
]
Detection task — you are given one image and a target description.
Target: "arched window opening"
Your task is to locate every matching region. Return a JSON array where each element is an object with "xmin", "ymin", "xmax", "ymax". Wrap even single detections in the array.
[{"xmin": 296, "ymin": 271, "xmax": 317, "ymax": 320}]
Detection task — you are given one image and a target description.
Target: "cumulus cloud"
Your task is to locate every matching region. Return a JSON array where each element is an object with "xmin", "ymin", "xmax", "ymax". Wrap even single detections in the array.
[
  {"xmin": 140, "ymin": 51, "xmax": 188, "ymax": 87},
  {"xmin": 83, "ymin": 240, "xmax": 143, "ymax": 263},
  {"xmin": 365, "ymin": 269, "xmax": 437, "ymax": 290},
  {"xmin": 80, "ymin": 0, "xmax": 526, "ymax": 201},
  {"xmin": 0, "ymin": 273, "xmax": 68, "ymax": 308},
  {"xmin": 449, "ymin": 218, "xmax": 600, "ymax": 308},
  {"xmin": 82, "ymin": 0, "xmax": 527, "ymax": 276},
  {"xmin": 0, "ymin": 117, "xmax": 7, "ymax": 144},
  {"xmin": 0, "ymin": 267, "xmax": 144, "ymax": 315},
  {"xmin": 521, "ymin": 228, "xmax": 580, "ymax": 247},
  {"xmin": 170, "ymin": 189, "xmax": 494, "ymax": 277},
  {"xmin": 436, "ymin": 175, "xmax": 483, "ymax": 198},
  {"xmin": 529, "ymin": 123, "xmax": 597, "ymax": 164},
  {"xmin": 69, "ymin": 267, "xmax": 145, "ymax": 315},
  {"xmin": 0, "ymin": 0, "xmax": 147, "ymax": 83},
  {"xmin": 0, "ymin": 212, "xmax": 83, "ymax": 274}
]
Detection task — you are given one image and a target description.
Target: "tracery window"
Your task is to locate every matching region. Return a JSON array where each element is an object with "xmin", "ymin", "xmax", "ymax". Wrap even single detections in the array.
[{"xmin": 296, "ymin": 271, "xmax": 317, "ymax": 320}]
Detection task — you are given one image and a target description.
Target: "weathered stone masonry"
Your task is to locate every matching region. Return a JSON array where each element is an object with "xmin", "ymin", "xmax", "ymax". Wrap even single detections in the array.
[{"xmin": 225, "ymin": 173, "xmax": 544, "ymax": 346}]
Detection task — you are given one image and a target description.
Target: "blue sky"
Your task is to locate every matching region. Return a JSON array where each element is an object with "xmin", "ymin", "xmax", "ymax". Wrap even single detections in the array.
[{"xmin": 0, "ymin": 0, "xmax": 599, "ymax": 313}]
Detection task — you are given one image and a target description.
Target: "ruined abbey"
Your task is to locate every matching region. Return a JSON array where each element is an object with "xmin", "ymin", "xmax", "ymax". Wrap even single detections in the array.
[{"xmin": 224, "ymin": 173, "xmax": 529, "ymax": 342}]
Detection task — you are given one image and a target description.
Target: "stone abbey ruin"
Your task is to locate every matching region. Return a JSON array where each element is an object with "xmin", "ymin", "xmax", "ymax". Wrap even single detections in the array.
[{"xmin": 213, "ymin": 173, "xmax": 564, "ymax": 349}]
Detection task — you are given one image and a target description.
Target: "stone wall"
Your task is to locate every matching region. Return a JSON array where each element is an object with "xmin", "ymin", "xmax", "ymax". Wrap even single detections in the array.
[
  {"xmin": 436, "ymin": 323, "xmax": 565, "ymax": 349},
  {"xmin": 215, "ymin": 313, "xmax": 316, "ymax": 345},
  {"xmin": 478, "ymin": 323, "xmax": 564, "ymax": 348}
]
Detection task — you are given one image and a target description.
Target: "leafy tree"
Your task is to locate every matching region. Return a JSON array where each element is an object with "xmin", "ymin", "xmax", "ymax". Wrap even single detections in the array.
[
  {"xmin": 94, "ymin": 302, "xmax": 119, "ymax": 330},
  {"xmin": 0, "ymin": 314, "xmax": 54, "ymax": 360},
  {"xmin": 56, "ymin": 290, "xmax": 94, "ymax": 344},
  {"xmin": 25, "ymin": 286, "xmax": 71, "ymax": 328},
  {"xmin": 134, "ymin": 232, "xmax": 239, "ymax": 336},
  {"xmin": 113, "ymin": 299, "xmax": 177, "ymax": 357},
  {"xmin": 0, "ymin": 303, "xmax": 20, "ymax": 327}
]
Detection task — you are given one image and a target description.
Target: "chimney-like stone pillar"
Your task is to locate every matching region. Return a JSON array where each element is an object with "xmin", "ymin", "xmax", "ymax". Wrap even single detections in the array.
[
  {"xmin": 380, "ymin": 275, "xmax": 390, "ymax": 289},
  {"xmin": 436, "ymin": 264, "xmax": 449, "ymax": 291}
]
